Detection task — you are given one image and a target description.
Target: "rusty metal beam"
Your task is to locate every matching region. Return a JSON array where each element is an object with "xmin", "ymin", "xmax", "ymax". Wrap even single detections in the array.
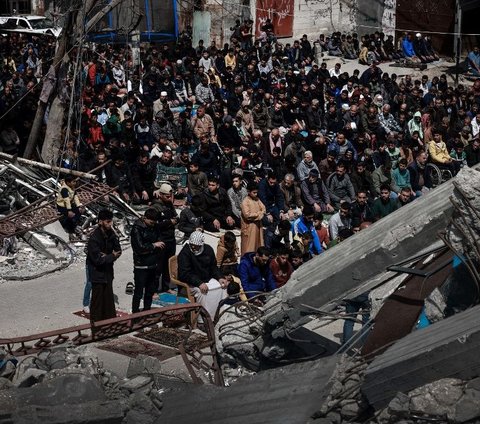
[
  {"xmin": 0, "ymin": 304, "xmax": 224, "ymax": 387},
  {"xmin": 0, "ymin": 182, "xmax": 117, "ymax": 239}
]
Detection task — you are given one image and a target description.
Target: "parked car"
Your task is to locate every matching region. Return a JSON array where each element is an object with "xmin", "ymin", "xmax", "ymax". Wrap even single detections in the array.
[{"xmin": 0, "ymin": 15, "xmax": 62, "ymax": 38}]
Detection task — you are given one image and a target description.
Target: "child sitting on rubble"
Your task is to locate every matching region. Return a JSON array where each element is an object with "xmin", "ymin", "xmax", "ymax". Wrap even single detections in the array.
[{"xmin": 216, "ymin": 231, "xmax": 240, "ymax": 277}]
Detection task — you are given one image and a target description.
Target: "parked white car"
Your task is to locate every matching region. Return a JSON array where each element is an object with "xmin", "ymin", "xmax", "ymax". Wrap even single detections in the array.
[{"xmin": 0, "ymin": 15, "xmax": 62, "ymax": 38}]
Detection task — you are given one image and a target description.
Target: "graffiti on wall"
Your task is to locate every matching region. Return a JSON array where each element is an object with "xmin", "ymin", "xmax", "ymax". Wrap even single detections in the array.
[
  {"xmin": 304, "ymin": 0, "xmax": 356, "ymax": 32},
  {"xmin": 256, "ymin": 0, "xmax": 294, "ymax": 38},
  {"xmin": 381, "ymin": 0, "xmax": 396, "ymax": 37}
]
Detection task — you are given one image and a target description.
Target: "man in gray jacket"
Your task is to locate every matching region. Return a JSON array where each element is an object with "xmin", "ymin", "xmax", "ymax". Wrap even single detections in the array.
[
  {"xmin": 326, "ymin": 162, "xmax": 356, "ymax": 210},
  {"xmin": 227, "ymin": 174, "xmax": 248, "ymax": 220}
]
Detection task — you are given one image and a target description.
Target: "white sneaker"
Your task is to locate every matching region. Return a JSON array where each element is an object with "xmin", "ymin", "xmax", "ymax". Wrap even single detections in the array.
[{"xmin": 83, "ymin": 306, "xmax": 90, "ymax": 314}]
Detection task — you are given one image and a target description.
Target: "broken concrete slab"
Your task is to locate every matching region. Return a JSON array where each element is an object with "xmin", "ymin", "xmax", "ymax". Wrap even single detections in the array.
[
  {"xmin": 20, "ymin": 373, "xmax": 106, "ymax": 406},
  {"xmin": 278, "ymin": 169, "xmax": 476, "ymax": 311},
  {"xmin": 13, "ymin": 368, "xmax": 47, "ymax": 388},
  {"xmin": 5, "ymin": 400, "xmax": 125, "ymax": 424},
  {"xmin": 454, "ymin": 388, "xmax": 480, "ymax": 423},
  {"xmin": 362, "ymin": 303, "xmax": 480, "ymax": 409},
  {"xmin": 161, "ymin": 355, "xmax": 338, "ymax": 424}
]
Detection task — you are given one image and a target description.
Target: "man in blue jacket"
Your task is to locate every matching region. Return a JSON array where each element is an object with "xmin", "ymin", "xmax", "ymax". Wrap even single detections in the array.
[
  {"xmin": 293, "ymin": 205, "xmax": 323, "ymax": 255},
  {"xmin": 402, "ymin": 33, "xmax": 420, "ymax": 63},
  {"xmin": 239, "ymin": 247, "xmax": 277, "ymax": 300}
]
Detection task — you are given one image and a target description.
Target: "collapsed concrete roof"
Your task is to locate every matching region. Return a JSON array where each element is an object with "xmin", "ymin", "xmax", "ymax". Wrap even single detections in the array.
[
  {"xmin": 279, "ymin": 169, "xmax": 461, "ymax": 312},
  {"xmin": 161, "ymin": 355, "xmax": 338, "ymax": 424}
]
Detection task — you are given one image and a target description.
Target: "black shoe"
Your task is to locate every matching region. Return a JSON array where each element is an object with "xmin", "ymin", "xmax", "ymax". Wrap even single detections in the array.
[{"xmin": 125, "ymin": 282, "xmax": 134, "ymax": 295}]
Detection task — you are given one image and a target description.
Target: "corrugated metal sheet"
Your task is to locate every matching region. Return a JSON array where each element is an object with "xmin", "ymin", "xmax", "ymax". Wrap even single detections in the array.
[{"xmin": 161, "ymin": 356, "xmax": 338, "ymax": 424}]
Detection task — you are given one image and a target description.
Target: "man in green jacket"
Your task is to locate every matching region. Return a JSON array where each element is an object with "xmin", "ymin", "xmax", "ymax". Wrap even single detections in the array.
[{"xmin": 371, "ymin": 184, "xmax": 399, "ymax": 221}]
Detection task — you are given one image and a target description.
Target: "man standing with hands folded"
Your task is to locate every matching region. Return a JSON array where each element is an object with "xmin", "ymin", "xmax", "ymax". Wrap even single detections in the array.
[{"xmin": 86, "ymin": 209, "xmax": 122, "ymax": 322}]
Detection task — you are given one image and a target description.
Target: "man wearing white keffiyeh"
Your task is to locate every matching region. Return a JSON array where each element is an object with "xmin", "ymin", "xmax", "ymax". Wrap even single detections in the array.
[{"xmin": 178, "ymin": 231, "xmax": 228, "ymax": 318}]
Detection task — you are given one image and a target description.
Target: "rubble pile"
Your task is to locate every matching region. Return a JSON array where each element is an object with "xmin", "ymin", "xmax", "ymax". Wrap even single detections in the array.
[
  {"xmin": 310, "ymin": 356, "xmax": 480, "ymax": 424},
  {"xmin": 311, "ymin": 355, "xmax": 370, "ymax": 424},
  {"xmin": 0, "ymin": 159, "xmax": 136, "ymax": 281},
  {"xmin": 0, "ymin": 234, "xmax": 74, "ymax": 281},
  {"xmin": 375, "ymin": 377, "xmax": 480, "ymax": 424},
  {"xmin": 0, "ymin": 346, "xmax": 168, "ymax": 424}
]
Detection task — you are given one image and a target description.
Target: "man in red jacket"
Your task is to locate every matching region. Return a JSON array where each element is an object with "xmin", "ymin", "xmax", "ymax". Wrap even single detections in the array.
[{"xmin": 269, "ymin": 246, "xmax": 293, "ymax": 288}]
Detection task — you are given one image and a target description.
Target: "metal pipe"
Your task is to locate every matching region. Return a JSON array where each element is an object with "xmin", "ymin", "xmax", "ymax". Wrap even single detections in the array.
[{"xmin": 0, "ymin": 153, "xmax": 98, "ymax": 179}]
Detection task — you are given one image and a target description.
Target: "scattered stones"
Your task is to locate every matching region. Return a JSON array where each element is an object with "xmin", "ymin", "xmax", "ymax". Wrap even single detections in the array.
[
  {"xmin": 126, "ymin": 354, "xmax": 162, "ymax": 378},
  {"xmin": 339, "ymin": 399, "xmax": 360, "ymax": 418},
  {"xmin": 45, "ymin": 350, "xmax": 69, "ymax": 369},
  {"xmin": 0, "ymin": 346, "xmax": 169, "ymax": 423},
  {"xmin": 312, "ymin": 355, "xmax": 369, "ymax": 423},
  {"xmin": 387, "ymin": 392, "xmax": 409, "ymax": 417}
]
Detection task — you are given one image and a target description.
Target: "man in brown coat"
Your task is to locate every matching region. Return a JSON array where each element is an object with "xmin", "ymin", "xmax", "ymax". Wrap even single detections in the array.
[{"xmin": 240, "ymin": 181, "xmax": 266, "ymax": 255}]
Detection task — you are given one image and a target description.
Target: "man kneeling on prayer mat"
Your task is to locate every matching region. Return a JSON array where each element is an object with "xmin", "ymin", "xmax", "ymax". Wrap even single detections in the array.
[{"xmin": 178, "ymin": 231, "xmax": 229, "ymax": 318}]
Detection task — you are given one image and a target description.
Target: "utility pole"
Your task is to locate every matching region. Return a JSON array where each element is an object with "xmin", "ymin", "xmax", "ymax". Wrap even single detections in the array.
[{"xmin": 454, "ymin": 0, "xmax": 462, "ymax": 87}]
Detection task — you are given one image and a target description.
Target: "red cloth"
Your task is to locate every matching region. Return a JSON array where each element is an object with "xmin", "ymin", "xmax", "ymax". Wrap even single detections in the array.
[
  {"xmin": 269, "ymin": 259, "xmax": 293, "ymax": 288},
  {"xmin": 316, "ymin": 227, "xmax": 330, "ymax": 246},
  {"xmin": 87, "ymin": 123, "xmax": 105, "ymax": 146},
  {"xmin": 88, "ymin": 63, "xmax": 97, "ymax": 87}
]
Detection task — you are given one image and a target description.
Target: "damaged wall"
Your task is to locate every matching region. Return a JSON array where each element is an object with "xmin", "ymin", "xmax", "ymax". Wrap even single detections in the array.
[
  {"xmin": 195, "ymin": 0, "xmax": 395, "ymax": 47},
  {"xmin": 290, "ymin": 0, "xmax": 398, "ymax": 41},
  {"xmin": 293, "ymin": 0, "xmax": 357, "ymax": 39}
]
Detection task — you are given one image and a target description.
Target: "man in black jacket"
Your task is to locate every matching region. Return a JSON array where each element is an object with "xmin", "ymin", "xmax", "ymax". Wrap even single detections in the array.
[
  {"xmin": 105, "ymin": 154, "xmax": 135, "ymax": 202},
  {"xmin": 86, "ymin": 209, "xmax": 121, "ymax": 322},
  {"xmin": 152, "ymin": 183, "xmax": 178, "ymax": 293},
  {"xmin": 350, "ymin": 189, "xmax": 374, "ymax": 231},
  {"xmin": 130, "ymin": 208, "xmax": 165, "ymax": 313},
  {"xmin": 200, "ymin": 176, "xmax": 237, "ymax": 231},
  {"xmin": 408, "ymin": 151, "xmax": 432, "ymax": 196},
  {"xmin": 131, "ymin": 152, "xmax": 157, "ymax": 204}
]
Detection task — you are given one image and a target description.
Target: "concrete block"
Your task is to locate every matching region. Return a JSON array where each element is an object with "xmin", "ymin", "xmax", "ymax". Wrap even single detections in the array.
[
  {"xmin": 454, "ymin": 389, "xmax": 480, "ymax": 423},
  {"xmin": 363, "ymin": 304, "xmax": 480, "ymax": 409},
  {"xmin": 14, "ymin": 368, "xmax": 47, "ymax": 388},
  {"xmin": 120, "ymin": 375, "xmax": 152, "ymax": 392},
  {"xmin": 126, "ymin": 355, "xmax": 162, "ymax": 378}
]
